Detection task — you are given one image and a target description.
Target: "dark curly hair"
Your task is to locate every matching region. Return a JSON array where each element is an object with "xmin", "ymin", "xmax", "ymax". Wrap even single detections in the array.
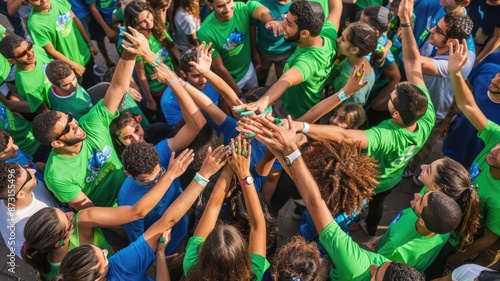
[
  {"xmin": 289, "ymin": 0, "xmax": 323, "ymax": 37},
  {"xmin": 274, "ymin": 235, "xmax": 326, "ymax": 281},
  {"xmin": 121, "ymin": 142, "xmax": 160, "ymax": 177},
  {"xmin": 0, "ymin": 162, "xmax": 20, "ymax": 199},
  {"xmin": 301, "ymin": 139, "xmax": 378, "ymax": 216},
  {"xmin": 382, "ymin": 262, "xmax": 424, "ymax": 281},
  {"xmin": 32, "ymin": 111, "xmax": 63, "ymax": 146},
  {"xmin": 179, "ymin": 47, "xmax": 197, "ymax": 74},
  {"xmin": 0, "ymin": 128, "xmax": 11, "ymax": 152},
  {"xmin": 392, "ymin": 82, "xmax": 428, "ymax": 126},
  {"xmin": 443, "ymin": 12, "xmax": 473, "ymax": 42},
  {"xmin": 46, "ymin": 60, "xmax": 73, "ymax": 85}
]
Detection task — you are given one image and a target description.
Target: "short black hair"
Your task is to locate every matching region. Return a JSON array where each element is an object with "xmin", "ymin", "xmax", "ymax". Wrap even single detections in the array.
[
  {"xmin": 32, "ymin": 111, "xmax": 63, "ymax": 146},
  {"xmin": 46, "ymin": 60, "xmax": 74, "ymax": 85},
  {"xmin": 0, "ymin": 129, "xmax": 11, "ymax": 152},
  {"xmin": 0, "ymin": 34, "xmax": 24, "ymax": 59},
  {"xmin": 477, "ymin": 270, "xmax": 500, "ymax": 281},
  {"xmin": 0, "ymin": 162, "xmax": 20, "ymax": 199},
  {"xmin": 289, "ymin": 0, "xmax": 323, "ymax": 37},
  {"xmin": 422, "ymin": 191, "xmax": 462, "ymax": 234},
  {"xmin": 179, "ymin": 47, "xmax": 197, "ymax": 74},
  {"xmin": 382, "ymin": 262, "xmax": 424, "ymax": 281},
  {"xmin": 393, "ymin": 82, "xmax": 428, "ymax": 126},
  {"xmin": 121, "ymin": 142, "xmax": 160, "ymax": 177}
]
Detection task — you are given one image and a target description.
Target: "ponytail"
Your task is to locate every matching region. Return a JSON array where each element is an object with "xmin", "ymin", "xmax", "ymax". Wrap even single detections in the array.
[{"xmin": 453, "ymin": 185, "xmax": 481, "ymax": 252}]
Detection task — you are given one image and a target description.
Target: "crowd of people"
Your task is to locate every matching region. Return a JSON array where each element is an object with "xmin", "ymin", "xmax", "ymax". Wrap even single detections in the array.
[{"xmin": 0, "ymin": 0, "xmax": 499, "ymax": 280}]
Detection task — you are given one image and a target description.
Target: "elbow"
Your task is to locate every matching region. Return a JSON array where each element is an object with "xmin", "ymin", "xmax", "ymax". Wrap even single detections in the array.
[{"xmin": 131, "ymin": 207, "xmax": 149, "ymax": 220}]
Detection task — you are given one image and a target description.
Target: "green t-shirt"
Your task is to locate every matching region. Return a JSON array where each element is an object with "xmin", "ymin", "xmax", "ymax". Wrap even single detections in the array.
[
  {"xmin": 42, "ymin": 212, "xmax": 113, "ymax": 281},
  {"xmin": 0, "ymin": 24, "xmax": 12, "ymax": 84},
  {"xmin": 183, "ymin": 236, "xmax": 271, "ymax": 281},
  {"xmin": 198, "ymin": 1, "xmax": 262, "ymax": 82},
  {"xmin": 332, "ymin": 58, "xmax": 375, "ymax": 106},
  {"xmin": 28, "ymin": 0, "xmax": 90, "ymax": 66},
  {"xmin": 44, "ymin": 100, "xmax": 126, "ymax": 207},
  {"xmin": 365, "ymin": 85, "xmax": 435, "ymax": 194},
  {"xmin": 472, "ymin": 121, "xmax": 500, "ymax": 235},
  {"xmin": 377, "ymin": 208, "xmax": 449, "ymax": 273},
  {"xmin": 0, "ymin": 102, "xmax": 41, "ymax": 156},
  {"xmin": 320, "ymin": 221, "xmax": 389, "ymax": 281},
  {"xmin": 281, "ymin": 21, "xmax": 338, "ymax": 118},
  {"xmin": 48, "ymin": 85, "xmax": 93, "ymax": 120},
  {"xmin": 136, "ymin": 32, "xmax": 173, "ymax": 94},
  {"xmin": 355, "ymin": 0, "xmax": 384, "ymax": 10},
  {"xmin": 121, "ymin": 93, "xmax": 150, "ymax": 127},
  {"xmin": 15, "ymin": 45, "xmax": 53, "ymax": 112}
]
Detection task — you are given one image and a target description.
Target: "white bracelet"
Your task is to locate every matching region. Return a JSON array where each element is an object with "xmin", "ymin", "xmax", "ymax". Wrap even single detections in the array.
[
  {"xmin": 301, "ymin": 122, "xmax": 310, "ymax": 134},
  {"xmin": 338, "ymin": 90, "xmax": 348, "ymax": 102},
  {"xmin": 194, "ymin": 172, "xmax": 209, "ymax": 187}
]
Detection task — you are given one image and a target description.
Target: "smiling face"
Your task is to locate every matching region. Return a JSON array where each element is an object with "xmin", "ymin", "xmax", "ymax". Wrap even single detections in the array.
[
  {"xmin": 337, "ymin": 27, "xmax": 354, "ymax": 56},
  {"xmin": 52, "ymin": 112, "xmax": 87, "ymax": 146},
  {"xmin": 136, "ymin": 10, "xmax": 154, "ymax": 30},
  {"xmin": 10, "ymin": 41, "xmax": 36, "ymax": 66},
  {"xmin": 329, "ymin": 108, "xmax": 349, "ymax": 129},
  {"xmin": 489, "ymin": 72, "xmax": 500, "ymax": 94},
  {"xmin": 117, "ymin": 120, "xmax": 145, "ymax": 146},
  {"xmin": 208, "ymin": 0, "xmax": 234, "ymax": 22},
  {"xmin": 281, "ymin": 12, "xmax": 301, "ymax": 43},
  {"xmin": 418, "ymin": 159, "xmax": 444, "ymax": 192},
  {"xmin": 486, "ymin": 144, "xmax": 500, "ymax": 169}
]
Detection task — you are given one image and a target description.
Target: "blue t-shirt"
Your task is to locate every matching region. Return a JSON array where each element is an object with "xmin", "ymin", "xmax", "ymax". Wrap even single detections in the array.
[
  {"xmin": 85, "ymin": 0, "xmax": 116, "ymax": 24},
  {"xmin": 117, "ymin": 139, "xmax": 188, "ymax": 255},
  {"xmin": 6, "ymin": 149, "xmax": 44, "ymax": 181},
  {"xmin": 442, "ymin": 63, "xmax": 500, "ymax": 168},
  {"xmin": 160, "ymin": 82, "xmax": 220, "ymax": 126},
  {"xmin": 68, "ymin": 0, "xmax": 90, "ymax": 19},
  {"xmin": 107, "ymin": 234, "xmax": 155, "ymax": 281},
  {"xmin": 413, "ymin": 0, "xmax": 446, "ymax": 48}
]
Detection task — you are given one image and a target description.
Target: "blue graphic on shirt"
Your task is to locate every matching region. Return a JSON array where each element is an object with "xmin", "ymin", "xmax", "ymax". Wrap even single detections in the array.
[
  {"xmin": 470, "ymin": 162, "xmax": 480, "ymax": 182},
  {"xmin": 223, "ymin": 29, "xmax": 245, "ymax": 56},
  {"xmin": 88, "ymin": 146, "xmax": 112, "ymax": 172},
  {"xmin": 0, "ymin": 107, "xmax": 9, "ymax": 129},
  {"xmin": 56, "ymin": 12, "xmax": 72, "ymax": 36}
]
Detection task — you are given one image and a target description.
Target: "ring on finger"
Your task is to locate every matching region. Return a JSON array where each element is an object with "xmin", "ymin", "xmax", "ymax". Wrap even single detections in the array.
[{"xmin": 241, "ymin": 150, "xmax": 248, "ymax": 157}]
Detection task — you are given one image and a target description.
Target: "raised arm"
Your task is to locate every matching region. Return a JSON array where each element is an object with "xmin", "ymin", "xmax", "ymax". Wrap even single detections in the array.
[
  {"xmin": 448, "ymin": 39, "xmax": 488, "ymax": 133},
  {"xmin": 326, "ymin": 0, "xmax": 343, "ymax": 30},
  {"xmin": 228, "ymin": 136, "xmax": 266, "ymax": 256},
  {"xmin": 399, "ymin": 0, "xmax": 425, "ymax": 86}
]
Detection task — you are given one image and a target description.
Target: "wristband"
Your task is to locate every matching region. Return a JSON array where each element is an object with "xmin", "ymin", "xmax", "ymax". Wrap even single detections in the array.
[
  {"xmin": 87, "ymin": 41, "xmax": 93, "ymax": 47},
  {"xmin": 301, "ymin": 122, "xmax": 310, "ymax": 134},
  {"xmin": 169, "ymin": 79, "xmax": 179, "ymax": 85},
  {"xmin": 400, "ymin": 23, "xmax": 411, "ymax": 28},
  {"xmin": 194, "ymin": 172, "xmax": 209, "ymax": 187},
  {"xmin": 338, "ymin": 90, "xmax": 348, "ymax": 102},
  {"xmin": 151, "ymin": 57, "xmax": 162, "ymax": 68}
]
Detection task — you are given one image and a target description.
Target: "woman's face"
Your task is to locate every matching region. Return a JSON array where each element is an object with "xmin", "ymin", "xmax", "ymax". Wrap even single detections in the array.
[
  {"xmin": 329, "ymin": 108, "xmax": 350, "ymax": 129},
  {"xmin": 117, "ymin": 120, "xmax": 145, "ymax": 146},
  {"xmin": 418, "ymin": 159, "xmax": 444, "ymax": 192},
  {"xmin": 336, "ymin": 27, "xmax": 353, "ymax": 56},
  {"xmin": 136, "ymin": 10, "xmax": 154, "ymax": 30},
  {"xmin": 92, "ymin": 245, "xmax": 109, "ymax": 278}
]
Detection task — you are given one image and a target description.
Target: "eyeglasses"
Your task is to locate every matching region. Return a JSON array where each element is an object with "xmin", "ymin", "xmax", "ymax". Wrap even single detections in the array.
[
  {"xmin": 434, "ymin": 24, "xmax": 448, "ymax": 38},
  {"xmin": 15, "ymin": 165, "xmax": 32, "ymax": 197},
  {"xmin": 55, "ymin": 112, "xmax": 74, "ymax": 140},
  {"xmin": 62, "ymin": 213, "xmax": 75, "ymax": 240},
  {"xmin": 13, "ymin": 42, "xmax": 33, "ymax": 59},
  {"xmin": 134, "ymin": 167, "xmax": 166, "ymax": 187}
]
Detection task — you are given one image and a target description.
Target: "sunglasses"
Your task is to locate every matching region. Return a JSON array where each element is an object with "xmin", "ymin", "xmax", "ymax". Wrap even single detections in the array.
[
  {"xmin": 15, "ymin": 165, "xmax": 32, "ymax": 197},
  {"xmin": 14, "ymin": 42, "xmax": 33, "ymax": 59},
  {"xmin": 62, "ymin": 213, "xmax": 75, "ymax": 240},
  {"xmin": 134, "ymin": 167, "xmax": 166, "ymax": 187},
  {"xmin": 55, "ymin": 112, "xmax": 74, "ymax": 140}
]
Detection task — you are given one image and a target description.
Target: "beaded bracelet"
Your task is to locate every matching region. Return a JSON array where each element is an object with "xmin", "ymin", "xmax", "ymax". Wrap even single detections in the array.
[{"xmin": 151, "ymin": 57, "xmax": 162, "ymax": 68}]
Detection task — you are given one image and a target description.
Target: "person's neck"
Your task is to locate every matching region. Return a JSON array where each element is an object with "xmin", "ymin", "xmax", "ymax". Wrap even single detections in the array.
[
  {"xmin": 347, "ymin": 54, "xmax": 366, "ymax": 67},
  {"xmin": 54, "ymin": 142, "xmax": 83, "ymax": 157},
  {"xmin": 52, "ymin": 86, "xmax": 74, "ymax": 97},
  {"xmin": 18, "ymin": 61, "xmax": 36, "ymax": 71},
  {"xmin": 3, "ymin": 194, "xmax": 33, "ymax": 210},
  {"xmin": 34, "ymin": 5, "xmax": 50, "ymax": 13},
  {"xmin": 415, "ymin": 221, "xmax": 435, "ymax": 237},
  {"xmin": 435, "ymin": 46, "xmax": 449, "ymax": 56},
  {"xmin": 445, "ymin": 5, "xmax": 463, "ymax": 14},
  {"xmin": 489, "ymin": 92, "xmax": 500, "ymax": 103},
  {"xmin": 298, "ymin": 35, "xmax": 322, "ymax": 48},
  {"xmin": 490, "ymin": 166, "xmax": 500, "ymax": 180}
]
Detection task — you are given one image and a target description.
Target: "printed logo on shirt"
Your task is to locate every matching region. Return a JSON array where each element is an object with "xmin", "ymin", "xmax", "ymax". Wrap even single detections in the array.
[
  {"xmin": 157, "ymin": 47, "xmax": 169, "ymax": 64},
  {"xmin": 0, "ymin": 107, "xmax": 13, "ymax": 129},
  {"xmin": 56, "ymin": 12, "xmax": 73, "ymax": 37},
  {"xmin": 86, "ymin": 146, "xmax": 113, "ymax": 183},
  {"xmin": 223, "ymin": 29, "xmax": 245, "ymax": 56}
]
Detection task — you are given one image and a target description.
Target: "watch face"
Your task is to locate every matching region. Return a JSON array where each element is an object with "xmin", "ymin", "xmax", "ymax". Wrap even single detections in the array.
[
  {"xmin": 246, "ymin": 176, "xmax": 254, "ymax": 184},
  {"xmin": 284, "ymin": 156, "xmax": 292, "ymax": 166}
]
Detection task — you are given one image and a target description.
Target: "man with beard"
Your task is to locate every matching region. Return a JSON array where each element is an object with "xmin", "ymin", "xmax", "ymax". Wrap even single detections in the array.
[
  {"xmin": 0, "ymin": 34, "xmax": 52, "ymax": 114},
  {"xmin": 30, "ymin": 28, "xmax": 147, "ymax": 210},
  {"xmin": 444, "ymin": 39, "xmax": 500, "ymax": 269},
  {"xmin": 198, "ymin": 0, "xmax": 283, "ymax": 96},
  {"xmin": 233, "ymin": 0, "xmax": 342, "ymax": 118},
  {"xmin": 442, "ymin": 61, "xmax": 500, "ymax": 168}
]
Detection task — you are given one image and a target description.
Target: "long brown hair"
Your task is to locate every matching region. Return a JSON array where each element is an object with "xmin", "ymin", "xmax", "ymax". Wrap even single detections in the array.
[{"xmin": 50, "ymin": 245, "xmax": 103, "ymax": 281}]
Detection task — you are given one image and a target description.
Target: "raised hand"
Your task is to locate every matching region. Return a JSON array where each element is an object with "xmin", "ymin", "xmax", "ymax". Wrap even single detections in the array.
[
  {"xmin": 398, "ymin": 0, "xmax": 414, "ymax": 23},
  {"xmin": 198, "ymin": 145, "xmax": 229, "ymax": 178},
  {"xmin": 448, "ymin": 39, "xmax": 469, "ymax": 75},
  {"xmin": 166, "ymin": 149, "xmax": 195, "ymax": 179},
  {"xmin": 343, "ymin": 64, "xmax": 369, "ymax": 97},
  {"xmin": 189, "ymin": 42, "xmax": 214, "ymax": 75},
  {"xmin": 265, "ymin": 20, "xmax": 284, "ymax": 37},
  {"xmin": 156, "ymin": 229, "xmax": 173, "ymax": 254},
  {"xmin": 121, "ymin": 27, "xmax": 151, "ymax": 57},
  {"xmin": 232, "ymin": 96, "xmax": 270, "ymax": 116},
  {"xmin": 227, "ymin": 136, "xmax": 251, "ymax": 177}
]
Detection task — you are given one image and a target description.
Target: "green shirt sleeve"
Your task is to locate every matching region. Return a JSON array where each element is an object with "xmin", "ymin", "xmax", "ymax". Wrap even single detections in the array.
[
  {"xmin": 183, "ymin": 236, "xmax": 205, "ymax": 276},
  {"xmin": 250, "ymin": 254, "xmax": 271, "ymax": 281},
  {"xmin": 246, "ymin": 0, "xmax": 263, "ymax": 17}
]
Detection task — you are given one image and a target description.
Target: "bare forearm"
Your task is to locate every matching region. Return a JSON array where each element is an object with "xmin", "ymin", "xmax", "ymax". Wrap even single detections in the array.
[
  {"xmin": 476, "ymin": 36, "xmax": 500, "ymax": 63},
  {"xmin": 73, "ymin": 16, "xmax": 92, "ymax": 44},
  {"xmin": 260, "ymin": 79, "xmax": 291, "ymax": 108},
  {"xmin": 299, "ymin": 122, "xmax": 347, "ymax": 143},
  {"xmin": 131, "ymin": 174, "xmax": 176, "ymax": 218},
  {"xmin": 214, "ymin": 66, "xmax": 241, "ymax": 94},
  {"xmin": 89, "ymin": 6, "xmax": 113, "ymax": 33},
  {"xmin": 297, "ymin": 90, "xmax": 344, "ymax": 123},
  {"xmin": 155, "ymin": 255, "xmax": 170, "ymax": 281},
  {"xmin": 202, "ymin": 70, "xmax": 240, "ymax": 107},
  {"xmin": 7, "ymin": 0, "xmax": 21, "ymax": 16}
]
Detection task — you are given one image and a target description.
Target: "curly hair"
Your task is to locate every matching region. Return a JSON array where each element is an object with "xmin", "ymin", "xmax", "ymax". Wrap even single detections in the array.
[
  {"xmin": 383, "ymin": 262, "xmax": 424, "ymax": 281},
  {"xmin": 443, "ymin": 12, "xmax": 473, "ymax": 41},
  {"xmin": 184, "ymin": 224, "xmax": 254, "ymax": 281},
  {"xmin": 46, "ymin": 60, "xmax": 73, "ymax": 85},
  {"xmin": 147, "ymin": 0, "xmax": 176, "ymax": 50},
  {"xmin": 393, "ymin": 82, "xmax": 428, "ymax": 126},
  {"xmin": 274, "ymin": 235, "xmax": 325, "ymax": 281},
  {"xmin": 0, "ymin": 162, "xmax": 20, "ymax": 199},
  {"xmin": 0, "ymin": 34, "xmax": 24, "ymax": 59},
  {"xmin": 0, "ymin": 128, "xmax": 11, "ymax": 152},
  {"xmin": 179, "ymin": 47, "xmax": 197, "ymax": 74},
  {"xmin": 32, "ymin": 111, "xmax": 63, "ymax": 146},
  {"xmin": 433, "ymin": 157, "xmax": 481, "ymax": 251},
  {"xmin": 289, "ymin": 0, "xmax": 323, "ymax": 37},
  {"xmin": 51, "ymin": 245, "xmax": 103, "ymax": 281},
  {"xmin": 121, "ymin": 142, "xmax": 160, "ymax": 177},
  {"xmin": 300, "ymin": 139, "xmax": 378, "ymax": 216}
]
